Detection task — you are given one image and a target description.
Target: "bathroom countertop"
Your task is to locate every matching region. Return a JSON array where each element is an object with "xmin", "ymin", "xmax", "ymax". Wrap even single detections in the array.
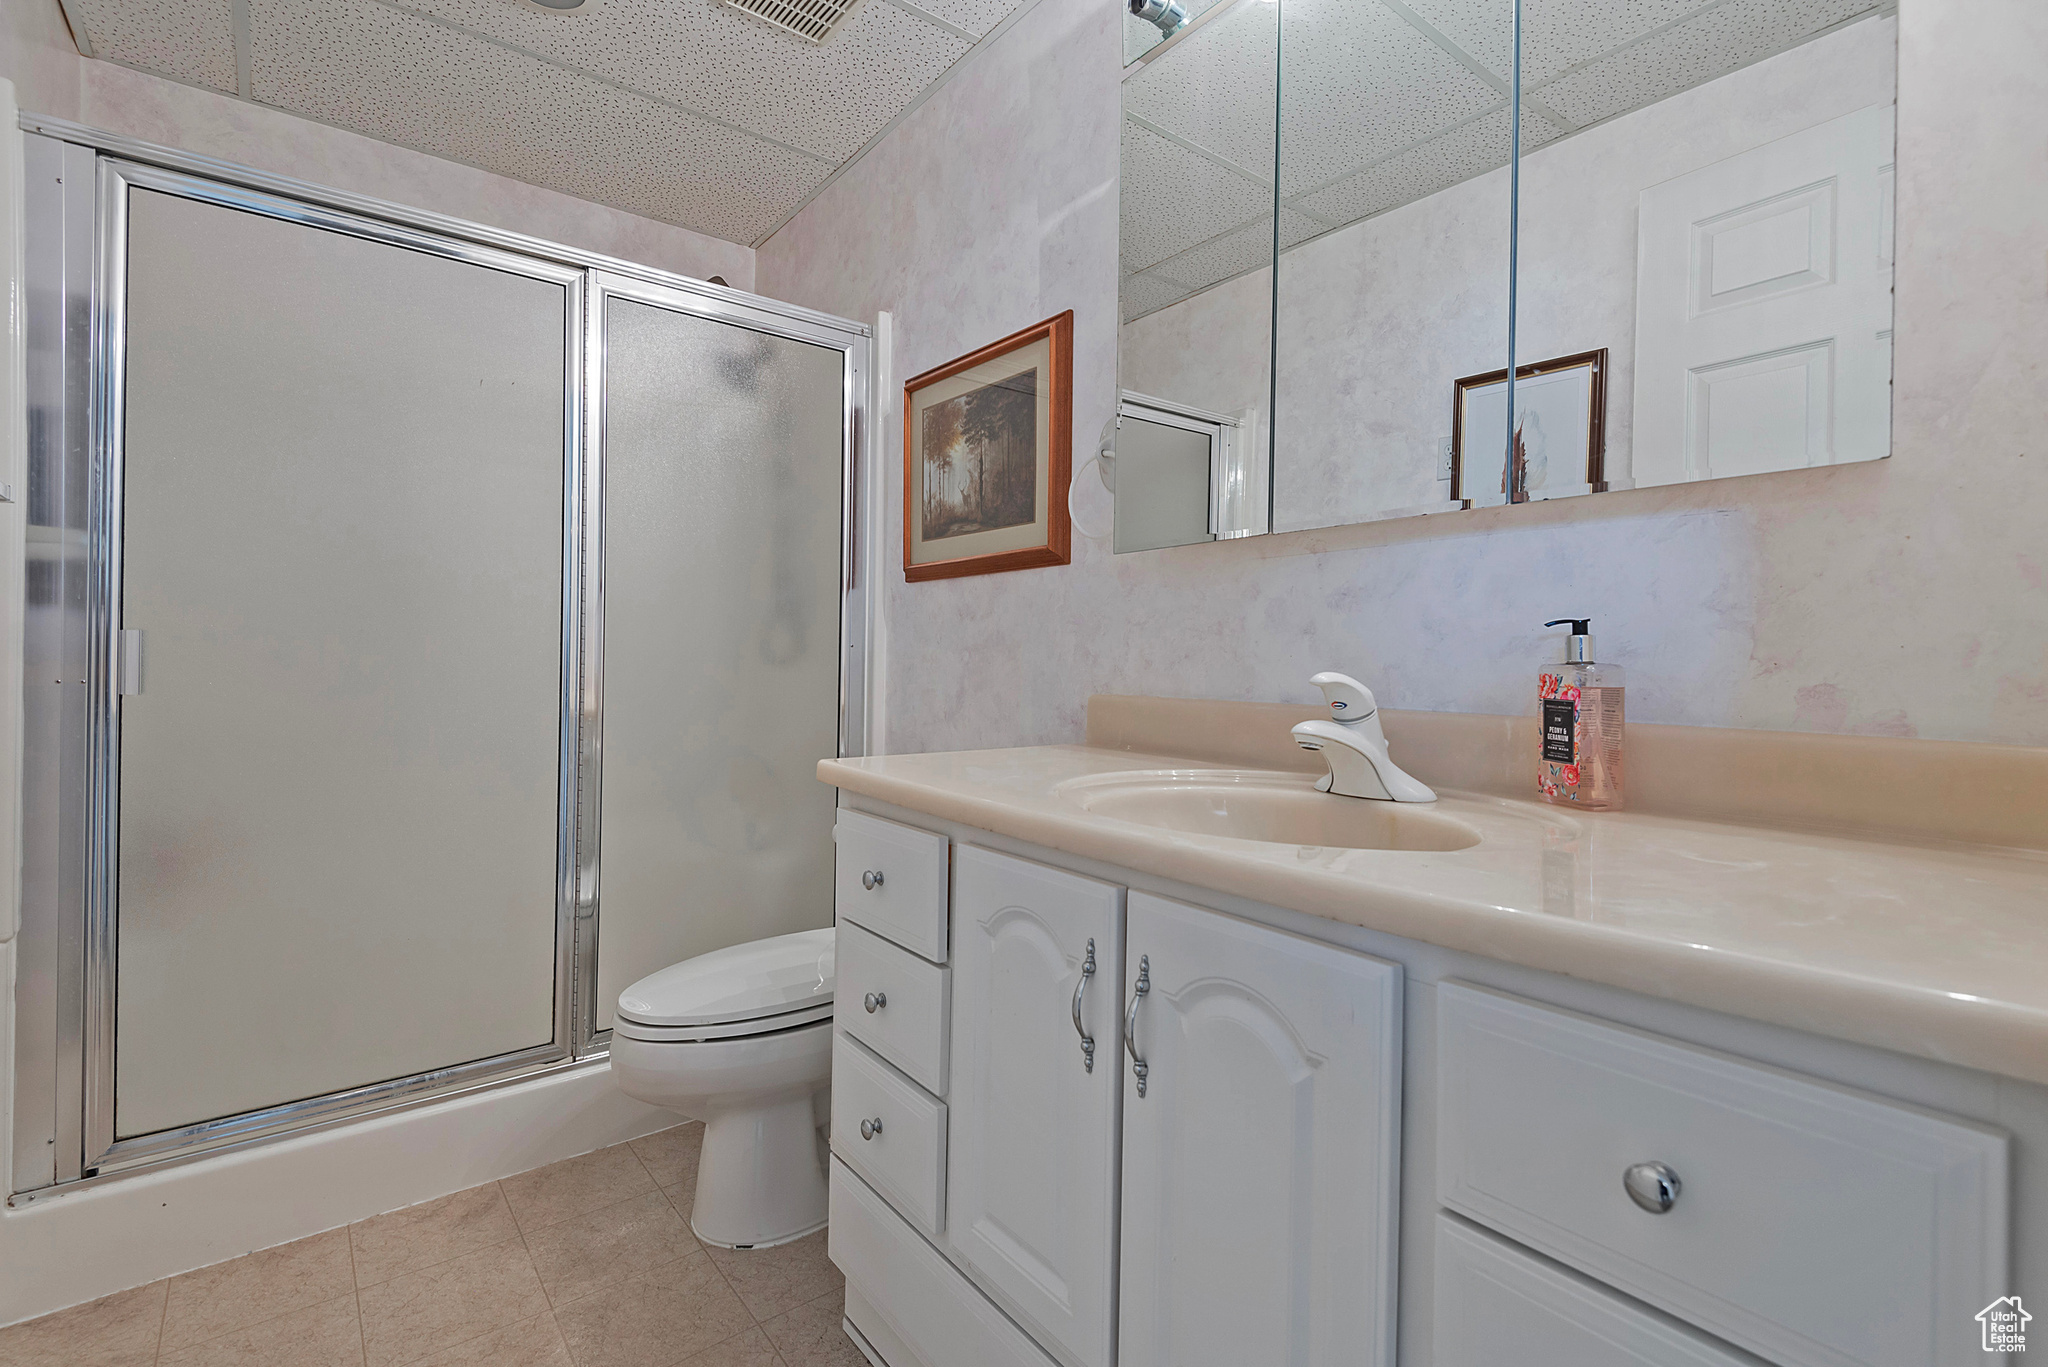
[{"xmin": 819, "ymin": 744, "xmax": 2048, "ymax": 1089}]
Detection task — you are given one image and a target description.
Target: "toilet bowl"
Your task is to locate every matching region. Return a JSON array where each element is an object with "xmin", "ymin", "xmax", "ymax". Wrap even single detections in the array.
[{"xmin": 609, "ymin": 926, "xmax": 836, "ymax": 1249}]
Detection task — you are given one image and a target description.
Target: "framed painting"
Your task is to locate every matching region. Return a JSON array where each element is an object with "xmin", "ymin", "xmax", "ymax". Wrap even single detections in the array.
[
  {"xmin": 1451, "ymin": 348, "xmax": 1608, "ymax": 505},
  {"xmin": 903, "ymin": 312, "xmax": 1073, "ymax": 581}
]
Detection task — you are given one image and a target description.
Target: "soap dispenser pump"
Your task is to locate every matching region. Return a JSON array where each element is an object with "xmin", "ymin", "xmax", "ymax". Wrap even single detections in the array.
[{"xmin": 1538, "ymin": 619, "xmax": 1625, "ymax": 809}]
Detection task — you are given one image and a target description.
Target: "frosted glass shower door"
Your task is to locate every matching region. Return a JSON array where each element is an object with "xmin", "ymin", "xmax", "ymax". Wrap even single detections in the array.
[
  {"xmin": 104, "ymin": 174, "xmax": 577, "ymax": 1151},
  {"xmin": 590, "ymin": 286, "xmax": 847, "ymax": 1032}
]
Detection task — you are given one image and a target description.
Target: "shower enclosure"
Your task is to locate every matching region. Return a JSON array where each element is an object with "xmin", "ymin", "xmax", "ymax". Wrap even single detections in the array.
[{"xmin": 11, "ymin": 121, "xmax": 868, "ymax": 1190}]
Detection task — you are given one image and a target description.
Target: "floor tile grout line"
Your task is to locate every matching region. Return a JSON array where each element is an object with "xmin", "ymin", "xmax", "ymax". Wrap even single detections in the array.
[
  {"xmin": 505, "ymin": 1174, "xmax": 567, "ymax": 1319},
  {"xmin": 346, "ymin": 1219, "xmax": 369, "ymax": 1367},
  {"xmin": 153, "ymin": 1276, "xmax": 169, "ymax": 1367},
  {"xmin": 353, "ymin": 1181, "xmax": 549, "ymax": 1293}
]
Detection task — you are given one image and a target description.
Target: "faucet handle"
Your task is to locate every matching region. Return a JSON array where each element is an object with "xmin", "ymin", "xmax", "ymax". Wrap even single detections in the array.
[{"xmin": 1309, "ymin": 672, "xmax": 1377, "ymax": 724}]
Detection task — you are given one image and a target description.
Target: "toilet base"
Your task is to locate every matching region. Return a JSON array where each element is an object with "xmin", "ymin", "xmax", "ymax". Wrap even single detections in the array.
[{"xmin": 688, "ymin": 1091, "xmax": 830, "ymax": 1248}]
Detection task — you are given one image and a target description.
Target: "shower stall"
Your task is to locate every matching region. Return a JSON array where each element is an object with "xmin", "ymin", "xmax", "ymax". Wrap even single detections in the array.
[{"xmin": 10, "ymin": 121, "xmax": 868, "ymax": 1191}]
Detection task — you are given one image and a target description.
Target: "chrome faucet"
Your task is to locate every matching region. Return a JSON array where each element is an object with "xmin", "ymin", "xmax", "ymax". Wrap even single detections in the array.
[{"xmin": 1290, "ymin": 673, "xmax": 1437, "ymax": 803}]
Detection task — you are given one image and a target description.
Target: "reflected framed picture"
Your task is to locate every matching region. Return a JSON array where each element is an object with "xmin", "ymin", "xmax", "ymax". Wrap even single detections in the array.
[
  {"xmin": 1452, "ymin": 349, "xmax": 1608, "ymax": 505},
  {"xmin": 903, "ymin": 312, "xmax": 1072, "ymax": 581}
]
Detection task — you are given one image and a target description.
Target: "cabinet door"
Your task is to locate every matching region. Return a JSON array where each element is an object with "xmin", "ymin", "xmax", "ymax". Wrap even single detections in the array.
[
  {"xmin": 1118, "ymin": 892, "xmax": 1402, "ymax": 1367},
  {"xmin": 947, "ymin": 847, "xmax": 1125, "ymax": 1367}
]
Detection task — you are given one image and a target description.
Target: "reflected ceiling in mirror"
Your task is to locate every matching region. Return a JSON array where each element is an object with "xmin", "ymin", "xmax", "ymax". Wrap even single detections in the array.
[
  {"xmin": 1112, "ymin": 0, "xmax": 1897, "ymax": 551},
  {"xmin": 1116, "ymin": 0, "xmax": 1280, "ymax": 551},
  {"xmin": 1273, "ymin": 0, "xmax": 1897, "ymax": 533}
]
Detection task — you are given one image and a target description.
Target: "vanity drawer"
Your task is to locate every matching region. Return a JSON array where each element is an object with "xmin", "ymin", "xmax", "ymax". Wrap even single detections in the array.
[
  {"xmin": 835, "ymin": 809, "xmax": 950, "ymax": 962},
  {"xmin": 837, "ymin": 920, "xmax": 950, "ymax": 1095},
  {"xmin": 1437, "ymin": 982, "xmax": 2007, "ymax": 1367},
  {"xmin": 833, "ymin": 1033, "xmax": 947, "ymax": 1235},
  {"xmin": 830, "ymin": 1158, "xmax": 1057, "ymax": 1367},
  {"xmin": 1436, "ymin": 1215, "xmax": 1765, "ymax": 1367}
]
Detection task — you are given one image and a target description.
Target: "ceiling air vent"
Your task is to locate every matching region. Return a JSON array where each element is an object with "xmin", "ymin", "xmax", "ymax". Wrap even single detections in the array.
[{"xmin": 718, "ymin": 0, "xmax": 864, "ymax": 43}]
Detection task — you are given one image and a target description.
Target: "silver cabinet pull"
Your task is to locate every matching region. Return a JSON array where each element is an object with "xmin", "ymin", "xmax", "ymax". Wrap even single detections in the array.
[
  {"xmin": 861, "ymin": 869, "xmax": 885, "ymax": 890},
  {"xmin": 859, "ymin": 1117, "xmax": 883, "ymax": 1141},
  {"xmin": 1124, "ymin": 954, "xmax": 1150, "ymax": 1097},
  {"xmin": 863, "ymin": 991, "xmax": 886, "ymax": 1013},
  {"xmin": 117, "ymin": 629, "xmax": 144, "ymax": 695},
  {"xmin": 1071, "ymin": 938, "xmax": 1097, "ymax": 1073},
  {"xmin": 1623, "ymin": 1161, "xmax": 1681, "ymax": 1214}
]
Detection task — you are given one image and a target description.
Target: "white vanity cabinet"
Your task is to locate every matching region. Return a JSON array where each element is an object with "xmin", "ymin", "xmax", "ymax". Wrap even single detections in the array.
[
  {"xmin": 827, "ymin": 802, "xmax": 2017, "ymax": 1367},
  {"xmin": 946, "ymin": 847, "xmax": 1126, "ymax": 1367},
  {"xmin": 831, "ymin": 825, "xmax": 1405, "ymax": 1367},
  {"xmin": 1117, "ymin": 892, "xmax": 1402, "ymax": 1367},
  {"xmin": 1437, "ymin": 983, "xmax": 2009, "ymax": 1367}
]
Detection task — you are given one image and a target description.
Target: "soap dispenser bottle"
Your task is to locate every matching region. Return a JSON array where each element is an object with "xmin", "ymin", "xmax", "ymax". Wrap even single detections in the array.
[{"xmin": 1538, "ymin": 618, "xmax": 1624, "ymax": 809}]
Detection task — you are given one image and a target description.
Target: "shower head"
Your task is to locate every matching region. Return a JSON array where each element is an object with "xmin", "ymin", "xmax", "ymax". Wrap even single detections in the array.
[{"xmin": 1129, "ymin": 0, "xmax": 1188, "ymax": 38}]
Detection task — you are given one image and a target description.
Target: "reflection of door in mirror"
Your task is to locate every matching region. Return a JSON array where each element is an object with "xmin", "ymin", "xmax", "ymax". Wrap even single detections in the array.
[
  {"xmin": 1512, "ymin": 5, "xmax": 1896, "ymax": 495},
  {"xmin": 1632, "ymin": 104, "xmax": 1894, "ymax": 486},
  {"xmin": 1262, "ymin": 0, "xmax": 1896, "ymax": 533}
]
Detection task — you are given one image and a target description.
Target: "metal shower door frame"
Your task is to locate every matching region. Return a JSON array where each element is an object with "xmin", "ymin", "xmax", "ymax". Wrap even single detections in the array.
[
  {"xmin": 570, "ymin": 268, "xmax": 870, "ymax": 1058},
  {"xmin": 75, "ymin": 157, "xmax": 591, "ymax": 1177},
  {"xmin": 13, "ymin": 114, "xmax": 871, "ymax": 1194}
]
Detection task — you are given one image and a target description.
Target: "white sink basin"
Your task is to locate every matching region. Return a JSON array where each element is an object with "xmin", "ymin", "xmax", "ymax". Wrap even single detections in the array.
[{"xmin": 1056, "ymin": 769, "xmax": 1483, "ymax": 852}]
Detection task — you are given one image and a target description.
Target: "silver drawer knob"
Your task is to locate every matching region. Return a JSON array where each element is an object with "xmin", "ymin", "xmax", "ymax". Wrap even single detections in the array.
[
  {"xmin": 861, "ymin": 869, "xmax": 884, "ymax": 890},
  {"xmin": 863, "ymin": 991, "xmax": 886, "ymax": 1013},
  {"xmin": 859, "ymin": 1117, "xmax": 883, "ymax": 1141},
  {"xmin": 1623, "ymin": 1161, "xmax": 1681, "ymax": 1214}
]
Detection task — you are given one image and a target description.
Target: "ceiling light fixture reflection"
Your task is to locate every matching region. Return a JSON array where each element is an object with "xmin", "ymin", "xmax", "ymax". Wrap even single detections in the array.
[{"xmin": 1129, "ymin": 0, "xmax": 1188, "ymax": 38}]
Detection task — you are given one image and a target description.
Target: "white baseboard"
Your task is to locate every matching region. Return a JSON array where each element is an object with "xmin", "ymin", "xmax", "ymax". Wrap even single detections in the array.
[{"xmin": 0, "ymin": 1057, "xmax": 675, "ymax": 1325}]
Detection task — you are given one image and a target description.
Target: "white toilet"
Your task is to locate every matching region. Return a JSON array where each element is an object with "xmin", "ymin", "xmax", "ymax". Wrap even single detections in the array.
[{"xmin": 609, "ymin": 926, "xmax": 836, "ymax": 1249}]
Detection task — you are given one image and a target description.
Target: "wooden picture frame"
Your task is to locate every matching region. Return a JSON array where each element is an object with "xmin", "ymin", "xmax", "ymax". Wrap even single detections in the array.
[
  {"xmin": 903, "ymin": 311, "xmax": 1073, "ymax": 581},
  {"xmin": 1451, "ymin": 348, "xmax": 1608, "ymax": 504}
]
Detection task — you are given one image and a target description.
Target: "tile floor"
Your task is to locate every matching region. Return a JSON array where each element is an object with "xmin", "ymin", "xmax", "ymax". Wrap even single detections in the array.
[{"xmin": 0, "ymin": 1123, "xmax": 867, "ymax": 1367}]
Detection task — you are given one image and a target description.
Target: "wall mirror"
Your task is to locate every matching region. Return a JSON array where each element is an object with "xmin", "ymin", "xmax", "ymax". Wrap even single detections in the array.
[
  {"xmin": 1115, "ymin": 0, "xmax": 1899, "ymax": 548},
  {"xmin": 1116, "ymin": 0, "xmax": 1280, "ymax": 552}
]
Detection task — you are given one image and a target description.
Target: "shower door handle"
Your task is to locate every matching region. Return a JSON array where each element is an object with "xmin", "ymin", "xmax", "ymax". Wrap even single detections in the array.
[{"xmin": 118, "ymin": 630, "xmax": 145, "ymax": 695}]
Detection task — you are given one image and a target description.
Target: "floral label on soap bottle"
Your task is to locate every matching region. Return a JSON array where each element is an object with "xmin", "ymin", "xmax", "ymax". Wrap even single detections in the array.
[{"xmin": 1538, "ymin": 673, "xmax": 1584, "ymax": 799}]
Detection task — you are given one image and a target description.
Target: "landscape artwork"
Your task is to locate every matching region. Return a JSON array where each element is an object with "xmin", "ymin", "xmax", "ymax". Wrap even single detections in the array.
[
  {"xmin": 920, "ymin": 367, "xmax": 1038, "ymax": 542},
  {"xmin": 902, "ymin": 311, "xmax": 1073, "ymax": 581}
]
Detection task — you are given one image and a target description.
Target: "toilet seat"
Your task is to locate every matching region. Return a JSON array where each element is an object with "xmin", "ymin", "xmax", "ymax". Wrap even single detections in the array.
[
  {"xmin": 613, "ymin": 1001, "xmax": 833, "ymax": 1043},
  {"xmin": 614, "ymin": 925, "xmax": 836, "ymax": 1042}
]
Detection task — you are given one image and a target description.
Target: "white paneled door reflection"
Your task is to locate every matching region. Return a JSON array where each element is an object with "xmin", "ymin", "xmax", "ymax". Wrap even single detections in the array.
[
  {"xmin": 590, "ymin": 292, "xmax": 845, "ymax": 1033},
  {"xmin": 115, "ymin": 188, "xmax": 572, "ymax": 1139},
  {"xmin": 1633, "ymin": 103, "xmax": 1896, "ymax": 485}
]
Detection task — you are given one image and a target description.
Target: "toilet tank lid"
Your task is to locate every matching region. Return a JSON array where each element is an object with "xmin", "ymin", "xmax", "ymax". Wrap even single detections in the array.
[{"xmin": 615, "ymin": 927, "xmax": 836, "ymax": 1028}]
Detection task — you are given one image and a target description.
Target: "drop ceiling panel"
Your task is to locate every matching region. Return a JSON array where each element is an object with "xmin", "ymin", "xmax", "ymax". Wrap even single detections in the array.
[
  {"xmin": 63, "ymin": 0, "xmax": 1023, "ymax": 248},
  {"xmin": 1153, "ymin": 213, "xmax": 1272, "ymax": 291},
  {"xmin": 1122, "ymin": 205, "xmax": 1324, "ymax": 320},
  {"xmin": 1536, "ymin": 0, "xmax": 1885, "ymax": 128},
  {"xmin": 250, "ymin": 0, "xmax": 831, "ymax": 244},
  {"xmin": 1122, "ymin": 269, "xmax": 1200, "ymax": 321},
  {"xmin": 1120, "ymin": 119, "xmax": 1272, "ymax": 275},
  {"xmin": 400, "ymin": 0, "xmax": 973, "ymax": 163},
  {"xmin": 1512, "ymin": 0, "xmax": 1716, "ymax": 86},
  {"xmin": 1401, "ymin": 0, "xmax": 1725, "ymax": 88},
  {"xmin": 64, "ymin": 0, "xmax": 239, "ymax": 94},
  {"xmin": 913, "ymin": 0, "xmax": 1022, "ymax": 39},
  {"xmin": 1123, "ymin": 2, "xmax": 1278, "ymax": 178},
  {"xmin": 1385, "ymin": 0, "xmax": 1517, "ymax": 84},
  {"xmin": 1286, "ymin": 104, "xmax": 1550, "ymax": 227},
  {"xmin": 1277, "ymin": 0, "xmax": 1503, "ymax": 195}
]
